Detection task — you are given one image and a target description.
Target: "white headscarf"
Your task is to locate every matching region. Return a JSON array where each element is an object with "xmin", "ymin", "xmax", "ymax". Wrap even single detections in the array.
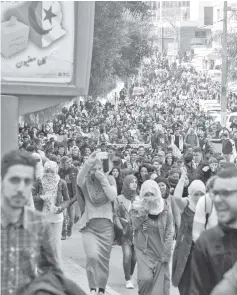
[
  {"xmin": 140, "ymin": 180, "xmax": 164, "ymax": 215},
  {"xmin": 41, "ymin": 161, "xmax": 60, "ymax": 195},
  {"xmin": 188, "ymin": 180, "xmax": 206, "ymax": 196}
]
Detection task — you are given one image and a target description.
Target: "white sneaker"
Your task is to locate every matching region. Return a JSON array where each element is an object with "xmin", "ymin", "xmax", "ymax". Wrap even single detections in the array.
[
  {"xmin": 90, "ymin": 291, "xmax": 96, "ymax": 295},
  {"xmin": 126, "ymin": 280, "xmax": 134, "ymax": 289}
]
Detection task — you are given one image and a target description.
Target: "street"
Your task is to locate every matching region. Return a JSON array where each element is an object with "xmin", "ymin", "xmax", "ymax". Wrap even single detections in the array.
[{"xmin": 62, "ymin": 224, "xmax": 180, "ymax": 295}]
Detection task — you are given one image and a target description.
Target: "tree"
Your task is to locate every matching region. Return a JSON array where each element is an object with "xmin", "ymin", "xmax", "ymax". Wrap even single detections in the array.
[
  {"xmin": 21, "ymin": 2, "xmax": 152, "ymax": 124},
  {"xmin": 89, "ymin": 1, "xmax": 152, "ymax": 97},
  {"xmin": 212, "ymin": 9, "xmax": 237, "ymax": 82}
]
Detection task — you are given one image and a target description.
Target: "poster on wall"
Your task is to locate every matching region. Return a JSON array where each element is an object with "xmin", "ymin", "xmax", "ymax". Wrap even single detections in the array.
[{"xmin": 1, "ymin": 1, "xmax": 74, "ymax": 83}]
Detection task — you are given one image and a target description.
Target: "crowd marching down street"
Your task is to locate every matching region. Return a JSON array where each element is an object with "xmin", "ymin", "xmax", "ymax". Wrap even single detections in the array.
[{"xmin": 2, "ymin": 49, "xmax": 237, "ymax": 295}]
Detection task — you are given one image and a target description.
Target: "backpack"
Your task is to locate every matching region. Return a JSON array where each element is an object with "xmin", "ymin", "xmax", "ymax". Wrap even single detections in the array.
[{"xmin": 204, "ymin": 194, "xmax": 213, "ymax": 229}]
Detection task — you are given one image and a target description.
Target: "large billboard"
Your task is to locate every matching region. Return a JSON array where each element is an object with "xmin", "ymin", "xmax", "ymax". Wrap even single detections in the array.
[{"xmin": 1, "ymin": 1, "xmax": 74, "ymax": 84}]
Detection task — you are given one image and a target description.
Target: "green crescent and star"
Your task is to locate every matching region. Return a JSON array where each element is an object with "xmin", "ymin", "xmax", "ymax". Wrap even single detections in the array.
[{"xmin": 44, "ymin": 5, "xmax": 57, "ymax": 24}]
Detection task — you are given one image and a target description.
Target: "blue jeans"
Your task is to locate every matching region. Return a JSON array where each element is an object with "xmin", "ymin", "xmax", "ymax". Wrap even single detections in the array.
[{"xmin": 122, "ymin": 242, "xmax": 136, "ymax": 281}]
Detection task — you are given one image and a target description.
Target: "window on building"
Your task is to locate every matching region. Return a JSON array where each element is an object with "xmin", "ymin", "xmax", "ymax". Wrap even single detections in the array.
[
  {"xmin": 195, "ymin": 31, "xmax": 207, "ymax": 38},
  {"xmin": 204, "ymin": 7, "xmax": 213, "ymax": 25}
]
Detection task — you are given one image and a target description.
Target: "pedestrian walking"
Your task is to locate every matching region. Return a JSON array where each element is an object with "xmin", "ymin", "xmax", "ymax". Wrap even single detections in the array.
[
  {"xmin": 1, "ymin": 150, "xmax": 86, "ymax": 295},
  {"xmin": 192, "ymin": 176, "xmax": 218, "ymax": 242},
  {"xmin": 130, "ymin": 180, "xmax": 174, "ymax": 295},
  {"xmin": 115, "ymin": 174, "xmax": 139, "ymax": 289},
  {"xmin": 32, "ymin": 160, "xmax": 75, "ymax": 265},
  {"xmin": 77, "ymin": 151, "xmax": 117, "ymax": 295},
  {"xmin": 172, "ymin": 172, "xmax": 206, "ymax": 295},
  {"xmin": 58, "ymin": 156, "xmax": 79, "ymax": 239},
  {"xmin": 191, "ymin": 167, "xmax": 237, "ymax": 295}
]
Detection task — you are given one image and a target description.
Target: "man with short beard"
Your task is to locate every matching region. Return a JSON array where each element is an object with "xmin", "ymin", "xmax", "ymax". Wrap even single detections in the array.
[
  {"xmin": 191, "ymin": 167, "xmax": 237, "ymax": 295},
  {"xmin": 1, "ymin": 150, "xmax": 71, "ymax": 295}
]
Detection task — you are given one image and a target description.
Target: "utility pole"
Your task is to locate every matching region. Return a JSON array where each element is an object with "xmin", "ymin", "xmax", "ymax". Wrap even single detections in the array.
[
  {"xmin": 221, "ymin": 1, "xmax": 228, "ymax": 127},
  {"xmin": 160, "ymin": 0, "xmax": 163, "ymax": 53}
]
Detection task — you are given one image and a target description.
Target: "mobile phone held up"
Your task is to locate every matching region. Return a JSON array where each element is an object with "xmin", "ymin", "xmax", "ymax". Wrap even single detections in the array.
[{"xmin": 97, "ymin": 152, "xmax": 108, "ymax": 160}]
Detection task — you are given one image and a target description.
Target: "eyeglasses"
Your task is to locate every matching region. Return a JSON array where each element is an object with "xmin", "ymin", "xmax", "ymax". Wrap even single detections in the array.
[{"xmin": 211, "ymin": 189, "xmax": 237, "ymax": 199}]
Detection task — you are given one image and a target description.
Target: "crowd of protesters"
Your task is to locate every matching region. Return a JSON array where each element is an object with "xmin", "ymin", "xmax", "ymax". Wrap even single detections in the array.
[{"xmin": 2, "ymin": 49, "xmax": 237, "ymax": 295}]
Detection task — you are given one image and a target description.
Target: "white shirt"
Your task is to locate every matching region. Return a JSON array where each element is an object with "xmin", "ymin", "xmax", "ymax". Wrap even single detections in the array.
[{"xmin": 194, "ymin": 195, "xmax": 218, "ymax": 230}]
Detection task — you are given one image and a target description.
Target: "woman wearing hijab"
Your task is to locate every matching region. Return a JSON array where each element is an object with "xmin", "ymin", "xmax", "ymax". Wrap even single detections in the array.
[
  {"xmin": 32, "ymin": 160, "xmax": 75, "ymax": 264},
  {"xmin": 109, "ymin": 166, "xmax": 123, "ymax": 195},
  {"xmin": 130, "ymin": 180, "xmax": 174, "ymax": 295},
  {"xmin": 77, "ymin": 151, "xmax": 117, "ymax": 295},
  {"xmin": 172, "ymin": 170, "xmax": 206, "ymax": 295},
  {"xmin": 115, "ymin": 175, "xmax": 139, "ymax": 289}
]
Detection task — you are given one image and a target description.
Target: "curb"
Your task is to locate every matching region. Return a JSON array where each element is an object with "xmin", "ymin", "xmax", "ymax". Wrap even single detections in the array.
[{"xmin": 63, "ymin": 255, "xmax": 121, "ymax": 295}]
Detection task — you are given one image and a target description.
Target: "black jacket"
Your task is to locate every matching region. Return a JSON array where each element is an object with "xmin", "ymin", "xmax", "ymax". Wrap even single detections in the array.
[
  {"xmin": 23, "ymin": 271, "xmax": 87, "ymax": 295},
  {"xmin": 191, "ymin": 225, "xmax": 237, "ymax": 295}
]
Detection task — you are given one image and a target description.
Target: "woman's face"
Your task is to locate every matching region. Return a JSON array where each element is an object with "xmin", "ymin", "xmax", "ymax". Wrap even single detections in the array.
[
  {"xmin": 167, "ymin": 156, "xmax": 173, "ymax": 165},
  {"xmin": 45, "ymin": 168, "xmax": 55, "ymax": 181},
  {"xmin": 112, "ymin": 169, "xmax": 119, "ymax": 179},
  {"xmin": 140, "ymin": 167, "xmax": 148, "ymax": 180},
  {"xmin": 129, "ymin": 179, "xmax": 137, "ymax": 191},
  {"xmin": 84, "ymin": 148, "xmax": 91, "ymax": 156},
  {"xmin": 158, "ymin": 182, "xmax": 167, "ymax": 197},
  {"xmin": 90, "ymin": 165, "xmax": 103, "ymax": 176},
  {"xmin": 184, "ymin": 175, "xmax": 190, "ymax": 187}
]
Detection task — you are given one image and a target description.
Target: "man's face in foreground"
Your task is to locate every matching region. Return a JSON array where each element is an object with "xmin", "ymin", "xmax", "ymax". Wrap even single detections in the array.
[
  {"xmin": 2, "ymin": 165, "xmax": 34, "ymax": 209},
  {"xmin": 213, "ymin": 177, "xmax": 237, "ymax": 226}
]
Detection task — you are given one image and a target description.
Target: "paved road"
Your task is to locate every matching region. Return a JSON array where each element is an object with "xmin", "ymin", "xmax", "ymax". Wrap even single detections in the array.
[{"xmin": 62, "ymin": 224, "xmax": 180, "ymax": 295}]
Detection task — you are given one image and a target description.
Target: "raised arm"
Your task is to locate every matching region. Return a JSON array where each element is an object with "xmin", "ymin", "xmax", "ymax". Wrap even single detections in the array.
[
  {"xmin": 163, "ymin": 206, "xmax": 174, "ymax": 262},
  {"xmin": 77, "ymin": 151, "xmax": 97, "ymax": 187},
  {"xmin": 174, "ymin": 169, "xmax": 188, "ymax": 213},
  {"xmin": 94, "ymin": 172, "xmax": 117, "ymax": 202},
  {"xmin": 170, "ymin": 194, "xmax": 181, "ymax": 229}
]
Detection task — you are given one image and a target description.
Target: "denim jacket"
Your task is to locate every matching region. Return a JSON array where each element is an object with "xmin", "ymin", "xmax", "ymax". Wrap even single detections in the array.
[{"xmin": 130, "ymin": 203, "xmax": 174, "ymax": 261}]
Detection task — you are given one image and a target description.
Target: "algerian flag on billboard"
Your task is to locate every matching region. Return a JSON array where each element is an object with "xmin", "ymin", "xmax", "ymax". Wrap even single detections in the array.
[{"xmin": 5, "ymin": 1, "xmax": 66, "ymax": 48}]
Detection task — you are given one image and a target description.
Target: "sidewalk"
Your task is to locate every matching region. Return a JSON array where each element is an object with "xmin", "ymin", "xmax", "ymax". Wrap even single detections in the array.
[
  {"xmin": 62, "ymin": 227, "xmax": 121, "ymax": 295},
  {"xmin": 61, "ymin": 224, "xmax": 179, "ymax": 295}
]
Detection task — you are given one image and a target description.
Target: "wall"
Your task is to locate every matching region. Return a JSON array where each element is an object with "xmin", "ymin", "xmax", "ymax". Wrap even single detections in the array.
[
  {"xmin": 190, "ymin": 0, "xmax": 213, "ymax": 26},
  {"xmin": 18, "ymin": 96, "xmax": 72, "ymax": 115},
  {"xmin": 179, "ymin": 26, "xmax": 195, "ymax": 52},
  {"xmin": 1, "ymin": 96, "xmax": 19, "ymax": 156}
]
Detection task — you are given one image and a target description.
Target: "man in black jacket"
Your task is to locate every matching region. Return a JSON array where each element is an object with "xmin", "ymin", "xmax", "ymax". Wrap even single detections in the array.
[{"xmin": 191, "ymin": 167, "xmax": 237, "ymax": 295}]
